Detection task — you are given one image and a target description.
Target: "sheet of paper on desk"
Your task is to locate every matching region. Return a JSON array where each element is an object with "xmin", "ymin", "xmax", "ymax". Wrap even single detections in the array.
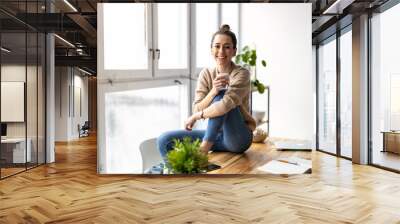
[
  {"xmin": 258, "ymin": 157, "xmax": 311, "ymax": 174},
  {"xmin": 282, "ymin": 157, "xmax": 312, "ymax": 167}
]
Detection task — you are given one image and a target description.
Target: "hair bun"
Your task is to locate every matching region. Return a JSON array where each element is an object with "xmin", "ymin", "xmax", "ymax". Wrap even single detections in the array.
[{"xmin": 220, "ymin": 24, "xmax": 230, "ymax": 32}]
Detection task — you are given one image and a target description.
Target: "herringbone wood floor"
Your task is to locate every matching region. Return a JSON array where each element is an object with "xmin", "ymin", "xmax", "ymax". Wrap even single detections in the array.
[
  {"xmin": 1, "ymin": 135, "xmax": 400, "ymax": 223},
  {"xmin": 207, "ymin": 139, "xmax": 311, "ymax": 174}
]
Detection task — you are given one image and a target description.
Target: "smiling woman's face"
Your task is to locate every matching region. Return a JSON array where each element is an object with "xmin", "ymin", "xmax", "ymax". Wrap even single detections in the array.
[{"xmin": 211, "ymin": 34, "xmax": 236, "ymax": 68}]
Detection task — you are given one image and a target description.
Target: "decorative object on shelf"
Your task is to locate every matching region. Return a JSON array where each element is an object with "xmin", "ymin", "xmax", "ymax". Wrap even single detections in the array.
[
  {"xmin": 166, "ymin": 137, "xmax": 208, "ymax": 174},
  {"xmin": 252, "ymin": 111, "xmax": 266, "ymax": 126},
  {"xmin": 252, "ymin": 128, "xmax": 268, "ymax": 143},
  {"xmin": 235, "ymin": 45, "xmax": 267, "ymax": 94},
  {"xmin": 250, "ymin": 85, "xmax": 270, "ymax": 135}
]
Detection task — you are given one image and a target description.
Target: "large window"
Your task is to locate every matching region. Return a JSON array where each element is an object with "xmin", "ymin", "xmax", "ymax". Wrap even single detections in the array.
[
  {"xmin": 195, "ymin": 3, "xmax": 240, "ymax": 73},
  {"xmin": 371, "ymin": 3, "xmax": 400, "ymax": 171},
  {"xmin": 195, "ymin": 3, "xmax": 218, "ymax": 71},
  {"xmin": 339, "ymin": 29, "xmax": 352, "ymax": 158},
  {"xmin": 103, "ymin": 80, "xmax": 189, "ymax": 173},
  {"xmin": 157, "ymin": 4, "xmax": 188, "ymax": 70},
  {"xmin": 221, "ymin": 3, "xmax": 239, "ymax": 43},
  {"xmin": 390, "ymin": 75, "xmax": 400, "ymax": 130},
  {"xmin": 317, "ymin": 28, "xmax": 353, "ymax": 159},
  {"xmin": 318, "ymin": 37, "xmax": 337, "ymax": 154},
  {"xmin": 99, "ymin": 3, "xmax": 189, "ymax": 80},
  {"xmin": 103, "ymin": 4, "xmax": 149, "ymax": 70},
  {"xmin": 97, "ymin": 3, "xmax": 241, "ymax": 174}
]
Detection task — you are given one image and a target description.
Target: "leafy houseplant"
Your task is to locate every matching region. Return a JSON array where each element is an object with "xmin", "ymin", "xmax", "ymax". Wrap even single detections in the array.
[
  {"xmin": 235, "ymin": 46, "xmax": 267, "ymax": 94},
  {"xmin": 166, "ymin": 137, "xmax": 208, "ymax": 174}
]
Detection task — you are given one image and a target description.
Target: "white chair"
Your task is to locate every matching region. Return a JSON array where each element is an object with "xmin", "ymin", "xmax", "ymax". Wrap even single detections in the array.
[{"xmin": 139, "ymin": 138, "xmax": 163, "ymax": 173}]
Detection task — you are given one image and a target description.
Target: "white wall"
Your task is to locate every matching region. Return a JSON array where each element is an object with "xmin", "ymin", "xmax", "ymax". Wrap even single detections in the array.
[
  {"xmin": 55, "ymin": 67, "xmax": 89, "ymax": 141},
  {"xmin": 1, "ymin": 65, "xmax": 37, "ymax": 138},
  {"xmin": 1, "ymin": 66, "xmax": 26, "ymax": 131},
  {"xmin": 241, "ymin": 3, "xmax": 313, "ymax": 141},
  {"xmin": 55, "ymin": 67, "xmax": 69, "ymax": 141},
  {"xmin": 72, "ymin": 73, "xmax": 89, "ymax": 138}
]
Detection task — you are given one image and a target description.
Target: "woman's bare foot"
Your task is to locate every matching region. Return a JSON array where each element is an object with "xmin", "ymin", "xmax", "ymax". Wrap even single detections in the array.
[{"xmin": 200, "ymin": 141, "xmax": 213, "ymax": 155}]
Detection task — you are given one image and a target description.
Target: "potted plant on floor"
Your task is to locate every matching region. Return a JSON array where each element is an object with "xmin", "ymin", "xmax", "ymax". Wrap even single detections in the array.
[{"xmin": 166, "ymin": 137, "xmax": 209, "ymax": 174}]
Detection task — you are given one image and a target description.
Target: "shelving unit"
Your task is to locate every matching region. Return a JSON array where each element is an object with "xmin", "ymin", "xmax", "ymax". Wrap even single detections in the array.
[{"xmin": 250, "ymin": 86, "xmax": 270, "ymax": 134}]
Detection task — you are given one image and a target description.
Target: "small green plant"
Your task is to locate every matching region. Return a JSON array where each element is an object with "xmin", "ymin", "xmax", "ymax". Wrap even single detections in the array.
[
  {"xmin": 166, "ymin": 137, "xmax": 208, "ymax": 174},
  {"xmin": 235, "ymin": 45, "xmax": 267, "ymax": 94}
]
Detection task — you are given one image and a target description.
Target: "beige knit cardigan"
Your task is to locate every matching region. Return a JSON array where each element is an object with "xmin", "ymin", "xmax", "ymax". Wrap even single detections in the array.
[{"xmin": 193, "ymin": 63, "xmax": 256, "ymax": 131}]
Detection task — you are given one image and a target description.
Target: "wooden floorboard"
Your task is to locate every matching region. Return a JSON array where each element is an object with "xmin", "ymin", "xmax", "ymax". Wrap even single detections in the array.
[
  {"xmin": 372, "ymin": 151, "xmax": 400, "ymax": 171},
  {"xmin": 1, "ymin": 134, "xmax": 400, "ymax": 223},
  {"xmin": 208, "ymin": 139, "xmax": 310, "ymax": 174}
]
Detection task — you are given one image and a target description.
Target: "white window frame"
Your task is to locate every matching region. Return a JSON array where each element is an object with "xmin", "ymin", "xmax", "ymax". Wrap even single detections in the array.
[
  {"xmin": 98, "ymin": 3, "xmax": 240, "ymax": 81},
  {"xmin": 192, "ymin": 3, "xmax": 219, "ymax": 77},
  {"xmin": 192, "ymin": 3, "xmax": 241, "ymax": 77},
  {"xmin": 97, "ymin": 3, "xmax": 241, "ymax": 172},
  {"xmin": 153, "ymin": 3, "xmax": 190, "ymax": 78},
  {"xmin": 97, "ymin": 78, "xmax": 190, "ymax": 173},
  {"xmin": 97, "ymin": 3, "xmax": 153, "ymax": 81}
]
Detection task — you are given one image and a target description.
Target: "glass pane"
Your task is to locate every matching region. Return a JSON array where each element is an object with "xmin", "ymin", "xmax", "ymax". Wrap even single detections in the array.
[
  {"xmin": 27, "ymin": 32, "xmax": 38, "ymax": 168},
  {"xmin": 38, "ymin": 33, "xmax": 46, "ymax": 164},
  {"xmin": 371, "ymin": 3, "xmax": 400, "ymax": 171},
  {"xmin": 390, "ymin": 75, "xmax": 400, "ymax": 130},
  {"xmin": 1, "ymin": 32, "xmax": 27, "ymax": 177},
  {"xmin": 318, "ymin": 38, "xmax": 337, "ymax": 154},
  {"xmin": 221, "ymin": 3, "xmax": 239, "ymax": 42},
  {"xmin": 158, "ymin": 4, "xmax": 188, "ymax": 69},
  {"xmin": 103, "ymin": 3, "xmax": 148, "ymax": 70},
  {"xmin": 105, "ymin": 84, "xmax": 188, "ymax": 173},
  {"xmin": 196, "ymin": 3, "xmax": 218, "ymax": 70},
  {"xmin": 340, "ymin": 30, "xmax": 352, "ymax": 158}
]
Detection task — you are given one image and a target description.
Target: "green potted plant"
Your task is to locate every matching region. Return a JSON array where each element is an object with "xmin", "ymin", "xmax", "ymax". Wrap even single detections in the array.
[
  {"xmin": 166, "ymin": 137, "xmax": 209, "ymax": 174},
  {"xmin": 235, "ymin": 45, "xmax": 267, "ymax": 94}
]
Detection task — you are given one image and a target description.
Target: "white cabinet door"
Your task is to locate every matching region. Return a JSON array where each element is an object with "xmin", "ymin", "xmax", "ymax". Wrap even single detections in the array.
[
  {"xmin": 98, "ymin": 3, "xmax": 152, "ymax": 81},
  {"xmin": 154, "ymin": 3, "xmax": 189, "ymax": 77}
]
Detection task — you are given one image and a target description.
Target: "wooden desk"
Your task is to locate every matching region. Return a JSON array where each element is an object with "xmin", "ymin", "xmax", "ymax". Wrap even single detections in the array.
[{"xmin": 382, "ymin": 131, "xmax": 400, "ymax": 154}]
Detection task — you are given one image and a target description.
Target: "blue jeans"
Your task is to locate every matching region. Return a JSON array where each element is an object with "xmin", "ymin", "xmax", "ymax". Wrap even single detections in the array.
[{"xmin": 157, "ymin": 90, "xmax": 253, "ymax": 161}]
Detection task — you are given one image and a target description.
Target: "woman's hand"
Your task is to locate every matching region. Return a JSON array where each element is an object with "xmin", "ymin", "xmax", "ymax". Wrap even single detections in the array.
[
  {"xmin": 211, "ymin": 76, "xmax": 229, "ymax": 96},
  {"xmin": 184, "ymin": 112, "xmax": 202, "ymax": 131}
]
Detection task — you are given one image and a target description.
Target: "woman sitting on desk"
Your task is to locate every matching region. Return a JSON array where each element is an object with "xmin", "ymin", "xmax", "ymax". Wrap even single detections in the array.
[{"xmin": 157, "ymin": 24, "xmax": 256, "ymax": 160}]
